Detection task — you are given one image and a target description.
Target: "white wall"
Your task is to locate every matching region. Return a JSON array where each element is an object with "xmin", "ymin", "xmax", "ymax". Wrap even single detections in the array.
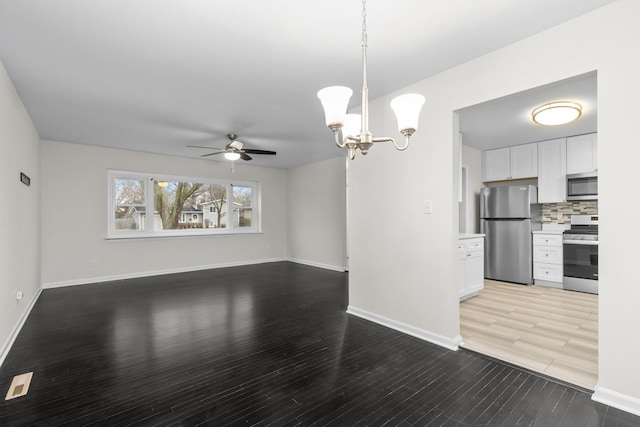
[
  {"xmin": 287, "ymin": 157, "xmax": 346, "ymax": 271},
  {"xmin": 461, "ymin": 144, "xmax": 483, "ymax": 234},
  {"xmin": 348, "ymin": 96, "xmax": 462, "ymax": 348},
  {"xmin": 348, "ymin": 0, "xmax": 640, "ymax": 414},
  {"xmin": 0, "ymin": 59, "xmax": 41, "ymax": 360},
  {"xmin": 41, "ymin": 140, "xmax": 288, "ymax": 286}
]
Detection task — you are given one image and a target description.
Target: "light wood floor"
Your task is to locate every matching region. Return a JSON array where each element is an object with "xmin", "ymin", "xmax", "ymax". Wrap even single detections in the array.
[{"xmin": 460, "ymin": 280, "xmax": 598, "ymax": 390}]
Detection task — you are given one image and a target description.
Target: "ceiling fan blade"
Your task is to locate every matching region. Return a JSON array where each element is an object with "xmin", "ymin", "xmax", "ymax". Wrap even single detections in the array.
[
  {"xmin": 190, "ymin": 134, "xmax": 273, "ymax": 161},
  {"xmin": 187, "ymin": 145, "xmax": 224, "ymax": 150},
  {"xmin": 200, "ymin": 150, "xmax": 227, "ymax": 157},
  {"xmin": 243, "ymin": 149, "xmax": 277, "ymax": 155}
]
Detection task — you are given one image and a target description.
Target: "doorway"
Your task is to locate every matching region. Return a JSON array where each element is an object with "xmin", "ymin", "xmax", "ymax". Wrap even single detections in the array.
[{"xmin": 455, "ymin": 72, "xmax": 599, "ymax": 390}]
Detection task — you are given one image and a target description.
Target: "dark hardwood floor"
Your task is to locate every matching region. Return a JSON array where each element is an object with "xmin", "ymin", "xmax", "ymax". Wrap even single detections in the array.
[{"xmin": 0, "ymin": 262, "xmax": 637, "ymax": 426}]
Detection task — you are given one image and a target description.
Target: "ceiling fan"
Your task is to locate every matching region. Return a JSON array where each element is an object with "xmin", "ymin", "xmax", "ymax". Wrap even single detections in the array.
[{"xmin": 187, "ymin": 133, "xmax": 277, "ymax": 161}]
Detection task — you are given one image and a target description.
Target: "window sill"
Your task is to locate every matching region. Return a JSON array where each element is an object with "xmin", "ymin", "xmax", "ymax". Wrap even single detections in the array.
[{"xmin": 106, "ymin": 230, "xmax": 263, "ymax": 240}]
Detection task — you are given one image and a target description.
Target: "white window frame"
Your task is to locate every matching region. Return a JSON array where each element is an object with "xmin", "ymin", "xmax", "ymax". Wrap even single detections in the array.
[{"xmin": 107, "ymin": 170, "xmax": 261, "ymax": 239}]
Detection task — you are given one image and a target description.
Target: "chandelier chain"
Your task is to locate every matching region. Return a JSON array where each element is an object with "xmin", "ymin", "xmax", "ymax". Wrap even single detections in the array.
[{"xmin": 361, "ymin": 0, "xmax": 367, "ymax": 48}]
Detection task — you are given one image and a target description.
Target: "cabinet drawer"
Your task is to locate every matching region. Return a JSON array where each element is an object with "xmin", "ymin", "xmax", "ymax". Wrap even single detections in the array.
[
  {"xmin": 534, "ymin": 246, "xmax": 563, "ymax": 264},
  {"xmin": 458, "ymin": 242, "xmax": 466, "ymax": 253},
  {"xmin": 533, "ymin": 234, "xmax": 563, "ymax": 247},
  {"xmin": 464, "ymin": 238, "xmax": 484, "ymax": 252},
  {"xmin": 534, "ymin": 263, "xmax": 563, "ymax": 282}
]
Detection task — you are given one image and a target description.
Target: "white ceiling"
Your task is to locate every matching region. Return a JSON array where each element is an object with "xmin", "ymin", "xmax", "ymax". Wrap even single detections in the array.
[
  {"xmin": 459, "ymin": 72, "xmax": 597, "ymax": 151},
  {"xmin": 0, "ymin": 0, "xmax": 614, "ymax": 169}
]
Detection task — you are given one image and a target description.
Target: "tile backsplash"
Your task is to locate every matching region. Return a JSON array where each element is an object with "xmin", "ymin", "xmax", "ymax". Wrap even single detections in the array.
[{"xmin": 542, "ymin": 200, "xmax": 598, "ymax": 224}]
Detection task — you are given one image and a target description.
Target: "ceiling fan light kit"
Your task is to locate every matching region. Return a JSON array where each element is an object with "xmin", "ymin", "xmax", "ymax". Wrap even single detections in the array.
[
  {"xmin": 224, "ymin": 151, "xmax": 241, "ymax": 161},
  {"xmin": 317, "ymin": 0, "xmax": 425, "ymax": 160},
  {"xmin": 531, "ymin": 101, "xmax": 582, "ymax": 126}
]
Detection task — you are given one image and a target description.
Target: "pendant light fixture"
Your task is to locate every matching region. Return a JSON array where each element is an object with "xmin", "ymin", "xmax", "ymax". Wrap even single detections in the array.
[
  {"xmin": 317, "ymin": 0, "xmax": 425, "ymax": 160},
  {"xmin": 532, "ymin": 101, "xmax": 582, "ymax": 126}
]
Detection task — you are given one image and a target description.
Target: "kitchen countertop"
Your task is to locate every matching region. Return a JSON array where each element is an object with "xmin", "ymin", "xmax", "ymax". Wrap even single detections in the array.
[
  {"xmin": 532, "ymin": 230, "xmax": 564, "ymax": 234},
  {"xmin": 533, "ymin": 224, "xmax": 570, "ymax": 234},
  {"xmin": 459, "ymin": 233, "xmax": 485, "ymax": 240}
]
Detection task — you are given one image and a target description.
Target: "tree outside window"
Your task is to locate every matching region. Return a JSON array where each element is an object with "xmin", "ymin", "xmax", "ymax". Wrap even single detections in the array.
[
  {"xmin": 114, "ymin": 178, "xmax": 145, "ymax": 230},
  {"xmin": 233, "ymin": 185, "xmax": 252, "ymax": 227}
]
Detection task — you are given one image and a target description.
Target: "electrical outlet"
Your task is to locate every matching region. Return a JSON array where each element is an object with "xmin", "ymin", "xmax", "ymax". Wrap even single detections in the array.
[
  {"xmin": 90, "ymin": 260, "xmax": 98, "ymax": 269},
  {"xmin": 16, "ymin": 291, "xmax": 23, "ymax": 300}
]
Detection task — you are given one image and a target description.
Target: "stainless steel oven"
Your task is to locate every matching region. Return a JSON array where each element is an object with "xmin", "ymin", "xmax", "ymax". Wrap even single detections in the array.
[{"xmin": 563, "ymin": 215, "xmax": 598, "ymax": 294}]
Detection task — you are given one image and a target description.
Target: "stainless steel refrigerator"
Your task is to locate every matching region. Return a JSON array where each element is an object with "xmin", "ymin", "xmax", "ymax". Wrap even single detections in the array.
[{"xmin": 480, "ymin": 185, "xmax": 541, "ymax": 285}]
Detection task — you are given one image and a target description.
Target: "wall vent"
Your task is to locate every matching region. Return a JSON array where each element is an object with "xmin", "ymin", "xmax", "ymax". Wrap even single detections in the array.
[{"xmin": 5, "ymin": 372, "xmax": 33, "ymax": 400}]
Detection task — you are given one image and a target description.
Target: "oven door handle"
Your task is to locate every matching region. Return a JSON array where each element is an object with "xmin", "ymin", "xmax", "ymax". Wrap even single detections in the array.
[{"xmin": 563, "ymin": 240, "xmax": 599, "ymax": 245}]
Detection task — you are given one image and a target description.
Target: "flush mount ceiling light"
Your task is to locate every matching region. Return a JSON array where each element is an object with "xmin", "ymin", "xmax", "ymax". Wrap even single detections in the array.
[
  {"xmin": 317, "ymin": 0, "xmax": 425, "ymax": 160},
  {"xmin": 532, "ymin": 101, "xmax": 582, "ymax": 126}
]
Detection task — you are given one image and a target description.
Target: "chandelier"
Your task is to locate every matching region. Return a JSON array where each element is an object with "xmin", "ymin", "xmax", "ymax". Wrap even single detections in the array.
[{"xmin": 317, "ymin": 0, "xmax": 425, "ymax": 160}]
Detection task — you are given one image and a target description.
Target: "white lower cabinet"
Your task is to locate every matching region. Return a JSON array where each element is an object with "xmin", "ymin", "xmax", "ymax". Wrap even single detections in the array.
[
  {"xmin": 533, "ymin": 233, "xmax": 563, "ymax": 286},
  {"xmin": 459, "ymin": 237, "xmax": 484, "ymax": 300}
]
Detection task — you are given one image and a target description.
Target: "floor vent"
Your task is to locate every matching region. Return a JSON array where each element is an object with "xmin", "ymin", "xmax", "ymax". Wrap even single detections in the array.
[{"xmin": 5, "ymin": 372, "xmax": 33, "ymax": 400}]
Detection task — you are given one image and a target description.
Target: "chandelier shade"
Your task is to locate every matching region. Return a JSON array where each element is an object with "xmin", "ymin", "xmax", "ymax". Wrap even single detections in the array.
[
  {"xmin": 317, "ymin": 86, "xmax": 353, "ymax": 128},
  {"xmin": 391, "ymin": 94, "xmax": 426, "ymax": 135},
  {"xmin": 342, "ymin": 114, "xmax": 361, "ymax": 141}
]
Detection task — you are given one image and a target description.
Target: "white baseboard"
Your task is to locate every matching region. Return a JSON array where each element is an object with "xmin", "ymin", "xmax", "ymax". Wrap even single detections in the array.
[
  {"xmin": 0, "ymin": 288, "xmax": 42, "ymax": 368},
  {"xmin": 286, "ymin": 257, "xmax": 346, "ymax": 272},
  {"xmin": 592, "ymin": 385, "xmax": 640, "ymax": 417},
  {"xmin": 42, "ymin": 258, "xmax": 287, "ymax": 289},
  {"xmin": 347, "ymin": 305, "xmax": 463, "ymax": 351}
]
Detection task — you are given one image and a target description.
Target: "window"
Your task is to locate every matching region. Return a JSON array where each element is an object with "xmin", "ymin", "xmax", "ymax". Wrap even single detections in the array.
[
  {"xmin": 113, "ymin": 178, "xmax": 146, "ymax": 231},
  {"xmin": 108, "ymin": 170, "xmax": 260, "ymax": 238},
  {"xmin": 232, "ymin": 185, "xmax": 253, "ymax": 228}
]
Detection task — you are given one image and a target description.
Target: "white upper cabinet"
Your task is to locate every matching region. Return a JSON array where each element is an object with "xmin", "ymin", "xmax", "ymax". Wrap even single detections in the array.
[
  {"xmin": 510, "ymin": 143, "xmax": 538, "ymax": 179},
  {"xmin": 538, "ymin": 138, "xmax": 567, "ymax": 203},
  {"xmin": 566, "ymin": 133, "xmax": 598, "ymax": 174},
  {"xmin": 483, "ymin": 147, "xmax": 510, "ymax": 181},
  {"xmin": 483, "ymin": 142, "xmax": 538, "ymax": 182}
]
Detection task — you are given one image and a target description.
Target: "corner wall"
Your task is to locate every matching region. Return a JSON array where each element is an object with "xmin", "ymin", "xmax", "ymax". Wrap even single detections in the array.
[
  {"xmin": 0, "ymin": 59, "xmax": 41, "ymax": 362},
  {"xmin": 287, "ymin": 157, "xmax": 346, "ymax": 271}
]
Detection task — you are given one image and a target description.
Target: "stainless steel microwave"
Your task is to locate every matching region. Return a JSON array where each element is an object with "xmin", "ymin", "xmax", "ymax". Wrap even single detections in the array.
[{"xmin": 567, "ymin": 172, "xmax": 597, "ymax": 200}]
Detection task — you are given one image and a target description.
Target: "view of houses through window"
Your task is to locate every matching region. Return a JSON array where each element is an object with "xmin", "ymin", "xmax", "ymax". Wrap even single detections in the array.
[{"xmin": 110, "ymin": 171, "xmax": 257, "ymax": 237}]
